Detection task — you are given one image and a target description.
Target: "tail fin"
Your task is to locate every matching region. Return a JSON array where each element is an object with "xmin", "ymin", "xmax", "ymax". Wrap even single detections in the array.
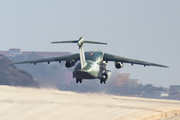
[{"xmin": 51, "ymin": 36, "xmax": 107, "ymax": 69}]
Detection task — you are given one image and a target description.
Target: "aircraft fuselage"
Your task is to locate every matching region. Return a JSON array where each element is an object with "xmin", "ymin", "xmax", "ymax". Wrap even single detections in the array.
[{"xmin": 73, "ymin": 50, "xmax": 108, "ymax": 81}]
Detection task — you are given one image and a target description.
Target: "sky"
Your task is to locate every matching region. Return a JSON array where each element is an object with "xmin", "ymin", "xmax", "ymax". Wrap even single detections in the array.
[{"xmin": 0, "ymin": 0, "xmax": 179, "ymax": 87}]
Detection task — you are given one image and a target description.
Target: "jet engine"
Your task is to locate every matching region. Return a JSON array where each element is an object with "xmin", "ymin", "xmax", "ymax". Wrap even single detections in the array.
[
  {"xmin": 114, "ymin": 62, "xmax": 124, "ymax": 69},
  {"xmin": 101, "ymin": 70, "xmax": 111, "ymax": 80},
  {"xmin": 65, "ymin": 60, "xmax": 76, "ymax": 68}
]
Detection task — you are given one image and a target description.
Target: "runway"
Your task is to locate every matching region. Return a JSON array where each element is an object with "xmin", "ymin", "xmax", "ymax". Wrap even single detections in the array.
[
  {"xmin": 162, "ymin": 115, "xmax": 180, "ymax": 120},
  {"xmin": 0, "ymin": 85, "xmax": 180, "ymax": 120}
]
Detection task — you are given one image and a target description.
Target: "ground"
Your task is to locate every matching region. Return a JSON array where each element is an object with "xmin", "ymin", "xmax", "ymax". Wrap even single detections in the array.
[
  {"xmin": 162, "ymin": 115, "xmax": 180, "ymax": 120},
  {"xmin": 0, "ymin": 85, "xmax": 180, "ymax": 120}
]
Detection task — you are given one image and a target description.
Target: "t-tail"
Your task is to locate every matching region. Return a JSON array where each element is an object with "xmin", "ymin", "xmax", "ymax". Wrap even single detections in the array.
[{"xmin": 51, "ymin": 36, "xmax": 107, "ymax": 69}]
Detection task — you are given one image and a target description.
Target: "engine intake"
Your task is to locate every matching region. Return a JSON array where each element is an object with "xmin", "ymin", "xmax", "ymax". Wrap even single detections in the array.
[
  {"xmin": 115, "ymin": 62, "xmax": 124, "ymax": 69},
  {"xmin": 65, "ymin": 60, "xmax": 76, "ymax": 68}
]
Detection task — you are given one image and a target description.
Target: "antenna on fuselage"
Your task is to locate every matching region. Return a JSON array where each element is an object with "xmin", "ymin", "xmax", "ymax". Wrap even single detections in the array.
[{"xmin": 51, "ymin": 36, "xmax": 107, "ymax": 69}]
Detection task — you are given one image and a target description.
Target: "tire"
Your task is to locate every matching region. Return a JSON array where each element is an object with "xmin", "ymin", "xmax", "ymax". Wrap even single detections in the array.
[
  {"xmin": 76, "ymin": 79, "xmax": 82, "ymax": 83},
  {"xmin": 80, "ymin": 80, "xmax": 82, "ymax": 83}
]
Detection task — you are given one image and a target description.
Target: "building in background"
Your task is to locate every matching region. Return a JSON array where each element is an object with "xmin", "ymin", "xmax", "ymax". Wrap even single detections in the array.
[
  {"xmin": 169, "ymin": 85, "xmax": 180, "ymax": 100},
  {"xmin": 114, "ymin": 73, "xmax": 130, "ymax": 87},
  {"xmin": 8, "ymin": 48, "xmax": 22, "ymax": 56},
  {"xmin": 170, "ymin": 85, "xmax": 180, "ymax": 93},
  {"xmin": 0, "ymin": 48, "xmax": 71, "ymax": 57},
  {"xmin": 129, "ymin": 79, "xmax": 139, "ymax": 89}
]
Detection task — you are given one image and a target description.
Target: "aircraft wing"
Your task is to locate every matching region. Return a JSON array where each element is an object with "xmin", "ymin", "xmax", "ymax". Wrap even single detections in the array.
[
  {"xmin": 13, "ymin": 53, "xmax": 80, "ymax": 65},
  {"xmin": 103, "ymin": 53, "xmax": 169, "ymax": 68}
]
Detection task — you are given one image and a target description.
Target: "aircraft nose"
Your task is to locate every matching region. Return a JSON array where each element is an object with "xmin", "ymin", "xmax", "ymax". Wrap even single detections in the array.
[
  {"xmin": 73, "ymin": 70, "xmax": 94, "ymax": 79},
  {"xmin": 73, "ymin": 70, "xmax": 86, "ymax": 78}
]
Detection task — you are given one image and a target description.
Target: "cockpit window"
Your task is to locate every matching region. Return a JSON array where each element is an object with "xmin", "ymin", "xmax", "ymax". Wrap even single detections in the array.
[{"xmin": 85, "ymin": 50, "xmax": 103, "ymax": 61}]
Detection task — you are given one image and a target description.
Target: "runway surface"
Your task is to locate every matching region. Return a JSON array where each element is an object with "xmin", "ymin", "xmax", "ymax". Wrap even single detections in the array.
[
  {"xmin": 0, "ymin": 85, "xmax": 180, "ymax": 120},
  {"xmin": 162, "ymin": 115, "xmax": 180, "ymax": 120}
]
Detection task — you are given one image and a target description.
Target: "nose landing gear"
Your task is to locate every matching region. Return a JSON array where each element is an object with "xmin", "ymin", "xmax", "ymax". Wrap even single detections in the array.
[{"xmin": 76, "ymin": 79, "xmax": 82, "ymax": 83}]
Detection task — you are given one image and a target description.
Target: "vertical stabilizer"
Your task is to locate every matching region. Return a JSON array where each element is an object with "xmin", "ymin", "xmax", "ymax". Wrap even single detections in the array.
[
  {"xmin": 78, "ymin": 36, "xmax": 87, "ymax": 69},
  {"xmin": 51, "ymin": 36, "xmax": 107, "ymax": 69}
]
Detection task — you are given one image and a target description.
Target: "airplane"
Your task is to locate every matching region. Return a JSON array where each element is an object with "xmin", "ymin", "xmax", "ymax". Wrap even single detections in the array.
[{"xmin": 13, "ymin": 36, "xmax": 169, "ymax": 84}]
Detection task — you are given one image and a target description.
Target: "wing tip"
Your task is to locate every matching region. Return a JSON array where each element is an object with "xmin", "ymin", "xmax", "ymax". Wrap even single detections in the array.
[
  {"xmin": 165, "ymin": 66, "xmax": 170, "ymax": 68},
  {"xmin": 156, "ymin": 65, "xmax": 169, "ymax": 68}
]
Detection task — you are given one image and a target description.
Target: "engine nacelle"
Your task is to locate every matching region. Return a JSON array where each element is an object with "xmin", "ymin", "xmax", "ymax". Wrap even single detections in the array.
[
  {"xmin": 114, "ymin": 62, "xmax": 124, "ymax": 69},
  {"xmin": 65, "ymin": 60, "xmax": 76, "ymax": 68},
  {"xmin": 101, "ymin": 70, "xmax": 111, "ymax": 80}
]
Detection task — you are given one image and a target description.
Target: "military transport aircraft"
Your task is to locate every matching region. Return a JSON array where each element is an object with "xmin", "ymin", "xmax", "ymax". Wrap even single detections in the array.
[{"xmin": 13, "ymin": 36, "xmax": 169, "ymax": 84}]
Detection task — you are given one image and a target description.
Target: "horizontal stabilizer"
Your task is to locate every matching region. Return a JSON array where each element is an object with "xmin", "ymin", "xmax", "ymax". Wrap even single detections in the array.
[
  {"xmin": 83, "ymin": 40, "xmax": 107, "ymax": 45},
  {"xmin": 51, "ymin": 40, "xmax": 78, "ymax": 44},
  {"xmin": 51, "ymin": 40, "xmax": 107, "ymax": 45}
]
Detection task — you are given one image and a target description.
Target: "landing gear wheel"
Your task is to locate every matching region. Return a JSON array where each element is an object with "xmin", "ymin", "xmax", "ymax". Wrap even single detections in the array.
[
  {"xmin": 76, "ymin": 79, "xmax": 82, "ymax": 83},
  {"xmin": 100, "ymin": 80, "xmax": 106, "ymax": 84}
]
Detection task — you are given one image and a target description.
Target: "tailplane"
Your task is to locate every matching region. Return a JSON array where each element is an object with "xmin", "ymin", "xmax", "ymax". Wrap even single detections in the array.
[
  {"xmin": 51, "ymin": 36, "xmax": 107, "ymax": 45},
  {"xmin": 51, "ymin": 36, "xmax": 107, "ymax": 69}
]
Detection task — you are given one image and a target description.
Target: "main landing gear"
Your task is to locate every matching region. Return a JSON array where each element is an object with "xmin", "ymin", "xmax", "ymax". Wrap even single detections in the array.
[
  {"xmin": 76, "ymin": 79, "xmax": 82, "ymax": 83},
  {"xmin": 100, "ymin": 80, "xmax": 106, "ymax": 84}
]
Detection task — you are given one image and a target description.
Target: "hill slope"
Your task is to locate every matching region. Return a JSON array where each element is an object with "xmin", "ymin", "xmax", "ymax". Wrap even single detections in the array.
[{"xmin": 0, "ymin": 55, "xmax": 38, "ymax": 87}]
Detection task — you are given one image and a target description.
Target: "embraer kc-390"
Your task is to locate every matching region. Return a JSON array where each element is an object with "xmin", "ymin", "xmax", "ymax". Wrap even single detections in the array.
[{"xmin": 13, "ymin": 36, "xmax": 169, "ymax": 84}]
